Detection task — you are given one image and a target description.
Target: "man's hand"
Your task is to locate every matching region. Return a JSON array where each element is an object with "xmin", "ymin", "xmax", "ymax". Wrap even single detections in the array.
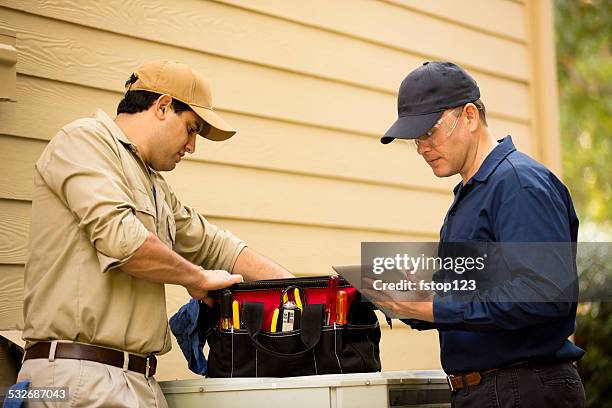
[
  {"xmin": 186, "ymin": 267, "xmax": 243, "ymax": 306},
  {"xmin": 374, "ymin": 299, "xmax": 434, "ymax": 322},
  {"xmin": 361, "ymin": 276, "xmax": 435, "ymax": 322}
]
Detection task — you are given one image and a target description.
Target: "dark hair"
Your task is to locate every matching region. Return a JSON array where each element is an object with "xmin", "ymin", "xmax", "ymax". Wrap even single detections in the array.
[
  {"xmin": 116, "ymin": 74, "xmax": 192, "ymax": 115},
  {"xmin": 451, "ymin": 99, "xmax": 488, "ymax": 126},
  {"xmin": 473, "ymin": 99, "xmax": 488, "ymax": 126}
]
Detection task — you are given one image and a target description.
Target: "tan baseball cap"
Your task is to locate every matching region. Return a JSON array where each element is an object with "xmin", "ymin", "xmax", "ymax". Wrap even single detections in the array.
[{"xmin": 127, "ymin": 60, "xmax": 236, "ymax": 141}]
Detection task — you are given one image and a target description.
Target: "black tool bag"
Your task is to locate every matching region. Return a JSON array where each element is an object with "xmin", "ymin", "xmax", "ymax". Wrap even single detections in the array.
[{"xmin": 201, "ymin": 276, "xmax": 382, "ymax": 378}]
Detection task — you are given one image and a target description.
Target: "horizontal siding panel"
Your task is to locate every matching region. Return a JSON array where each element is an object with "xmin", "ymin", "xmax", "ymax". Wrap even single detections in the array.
[
  {"xmin": 165, "ymin": 160, "xmax": 452, "ymax": 235},
  {"xmin": 0, "ymin": 135, "xmax": 43, "ymax": 201},
  {"xmin": 1, "ymin": 1, "xmax": 531, "ymax": 121},
  {"xmin": 0, "ymin": 200, "xmax": 437, "ymax": 270},
  {"xmin": 0, "ymin": 82, "xmax": 531, "ymax": 213},
  {"xmin": 378, "ymin": 323, "xmax": 441, "ymax": 371},
  {"xmin": 0, "ymin": 6, "xmax": 530, "ymax": 130},
  {"xmin": 211, "ymin": 218, "xmax": 438, "ymax": 275},
  {"xmin": 201, "ymin": 115, "xmax": 532, "ymax": 181},
  {"xmin": 3, "ymin": 75, "xmax": 531, "ymax": 157},
  {"xmin": 0, "ymin": 10, "xmax": 382, "ymax": 134},
  {"xmin": 0, "ymin": 7, "xmax": 400, "ymax": 136},
  {"xmin": 0, "ymin": 200, "xmax": 29, "ymax": 264},
  {"xmin": 197, "ymin": 116, "xmax": 463, "ymax": 191},
  {"xmin": 0, "ymin": 264, "xmax": 24, "ymax": 330},
  {"xmin": 488, "ymin": 117, "xmax": 532, "ymax": 154},
  {"xmin": 0, "ymin": 136, "xmax": 453, "ymax": 235},
  {"xmin": 0, "ymin": 76, "xmax": 122, "ymax": 142},
  {"xmin": 387, "ymin": 0, "xmax": 526, "ymax": 42},
  {"xmin": 214, "ymin": 0, "xmax": 529, "ymax": 81},
  {"xmin": 0, "ymin": 76, "xmax": 467, "ymax": 194},
  {"xmin": 474, "ymin": 74, "xmax": 530, "ymax": 122}
]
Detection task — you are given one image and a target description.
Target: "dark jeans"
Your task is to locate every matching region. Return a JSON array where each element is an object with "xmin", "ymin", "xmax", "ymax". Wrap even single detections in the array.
[{"xmin": 451, "ymin": 362, "xmax": 585, "ymax": 408}]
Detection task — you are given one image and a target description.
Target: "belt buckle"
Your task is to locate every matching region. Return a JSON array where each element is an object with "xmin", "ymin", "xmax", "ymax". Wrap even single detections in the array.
[
  {"xmin": 446, "ymin": 375, "xmax": 455, "ymax": 392},
  {"xmin": 145, "ymin": 356, "xmax": 151, "ymax": 378}
]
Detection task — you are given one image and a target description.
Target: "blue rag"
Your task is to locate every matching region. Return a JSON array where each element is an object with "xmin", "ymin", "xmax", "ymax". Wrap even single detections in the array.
[
  {"xmin": 2, "ymin": 380, "xmax": 30, "ymax": 408},
  {"xmin": 169, "ymin": 298, "xmax": 207, "ymax": 375}
]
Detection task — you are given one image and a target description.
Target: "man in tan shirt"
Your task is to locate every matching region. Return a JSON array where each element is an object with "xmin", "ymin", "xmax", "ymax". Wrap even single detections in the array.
[{"xmin": 17, "ymin": 60, "xmax": 293, "ymax": 407}]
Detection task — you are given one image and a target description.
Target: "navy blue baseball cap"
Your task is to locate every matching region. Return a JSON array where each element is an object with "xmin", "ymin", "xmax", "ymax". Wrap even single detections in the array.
[{"xmin": 381, "ymin": 61, "xmax": 480, "ymax": 144}]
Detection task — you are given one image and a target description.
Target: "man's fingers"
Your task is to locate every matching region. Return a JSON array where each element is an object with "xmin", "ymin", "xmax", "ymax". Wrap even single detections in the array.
[
  {"xmin": 372, "ymin": 290, "xmax": 396, "ymax": 303},
  {"xmin": 230, "ymin": 274, "xmax": 244, "ymax": 284},
  {"xmin": 201, "ymin": 269, "xmax": 245, "ymax": 290}
]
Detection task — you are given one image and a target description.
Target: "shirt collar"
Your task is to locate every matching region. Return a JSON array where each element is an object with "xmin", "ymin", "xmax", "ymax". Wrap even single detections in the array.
[
  {"xmin": 452, "ymin": 136, "xmax": 516, "ymax": 194},
  {"xmin": 472, "ymin": 135, "xmax": 516, "ymax": 183},
  {"xmin": 94, "ymin": 109, "xmax": 134, "ymax": 147},
  {"xmin": 94, "ymin": 109, "xmax": 159, "ymax": 176}
]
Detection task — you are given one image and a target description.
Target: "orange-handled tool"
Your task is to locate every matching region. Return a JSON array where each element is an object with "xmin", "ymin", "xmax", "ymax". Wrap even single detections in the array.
[
  {"xmin": 325, "ymin": 275, "xmax": 339, "ymax": 324},
  {"xmin": 336, "ymin": 290, "xmax": 347, "ymax": 325}
]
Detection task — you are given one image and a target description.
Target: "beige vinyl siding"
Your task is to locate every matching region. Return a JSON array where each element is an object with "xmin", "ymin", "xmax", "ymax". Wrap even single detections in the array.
[
  {"xmin": 0, "ymin": 265, "xmax": 24, "ymax": 332},
  {"xmin": 385, "ymin": 0, "xmax": 527, "ymax": 42},
  {"xmin": 0, "ymin": 0, "xmax": 559, "ymax": 379},
  {"xmin": 1, "ymin": 76, "xmax": 529, "ymax": 192}
]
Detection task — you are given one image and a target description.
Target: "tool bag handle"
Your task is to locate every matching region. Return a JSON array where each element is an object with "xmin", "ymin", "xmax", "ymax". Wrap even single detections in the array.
[{"xmin": 242, "ymin": 302, "xmax": 323, "ymax": 358}]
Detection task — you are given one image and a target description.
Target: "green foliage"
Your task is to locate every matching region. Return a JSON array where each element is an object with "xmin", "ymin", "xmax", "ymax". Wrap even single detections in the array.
[
  {"xmin": 555, "ymin": 0, "xmax": 612, "ymax": 226},
  {"xmin": 555, "ymin": 1, "xmax": 611, "ymax": 406},
  {"xmin": 574, "ymin": 302, "xmax": 612, "ymax": 407},
  {"xmin": 574, "ymin": 240, "xmax": 612, "ymax": 406}
]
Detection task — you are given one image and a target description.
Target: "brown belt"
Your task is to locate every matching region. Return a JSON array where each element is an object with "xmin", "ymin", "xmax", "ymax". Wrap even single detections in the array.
[
  {"xmin": 447, "ymin": 361, "xmax": 530, "ymax": 392},
  {"xmin": 24, "ymin": 342, "xmax": 157, "ymax": 377}
]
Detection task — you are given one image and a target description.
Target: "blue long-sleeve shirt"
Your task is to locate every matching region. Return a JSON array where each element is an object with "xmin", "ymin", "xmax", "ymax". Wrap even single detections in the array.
[{"xmin": 404, "ymin": 136, "xmax": 584, "ymax": 373}]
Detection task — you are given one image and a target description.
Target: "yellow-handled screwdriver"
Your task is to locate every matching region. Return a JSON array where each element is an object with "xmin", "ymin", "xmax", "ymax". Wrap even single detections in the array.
[
  {"xmin": 232, "ymin": 300, "xmax": 240, "ymax": 330},
  {"xmin": 294, "ymin": 288, "xmax": 303, "ymax": 312},
  {"xmin": 270, "ymin": 308, "xmax": 280, "ymax": 333}
]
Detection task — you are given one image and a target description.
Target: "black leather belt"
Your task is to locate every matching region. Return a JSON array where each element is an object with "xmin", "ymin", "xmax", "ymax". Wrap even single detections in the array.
[
  {"xmin": 24, "ymin": 342, "xmax": 157, "ymax": 377},
  {"xmin": 447, "ymin": 360, "xmax": 531, "ymax": 391}
]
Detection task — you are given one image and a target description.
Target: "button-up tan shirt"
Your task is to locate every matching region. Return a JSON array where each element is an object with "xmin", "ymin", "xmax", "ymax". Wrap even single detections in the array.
[{"xmin": 23, "ymin": 109, "xmax": 245, "ymax": 355}]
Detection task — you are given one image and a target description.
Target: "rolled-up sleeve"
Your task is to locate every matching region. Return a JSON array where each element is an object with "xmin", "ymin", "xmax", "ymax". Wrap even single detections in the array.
[
  {"xmin": 36, "ymin": 124, "xmax": 149, "ymax": 272},
  {"xmin": 163, "ymin": 184, "xmax": 246, "ymax": 273}
]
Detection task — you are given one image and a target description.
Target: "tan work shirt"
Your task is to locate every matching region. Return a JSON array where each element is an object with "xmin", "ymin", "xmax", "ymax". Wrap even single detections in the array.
[{"xmin": 22, "ymin": 109, "xmax": 245, "ymax": 355}]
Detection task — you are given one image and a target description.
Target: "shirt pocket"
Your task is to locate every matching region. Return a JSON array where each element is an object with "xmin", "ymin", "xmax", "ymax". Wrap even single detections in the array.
[{"xmin": 132, "ymin": 188, "xmax": 157, "ymax": 233}]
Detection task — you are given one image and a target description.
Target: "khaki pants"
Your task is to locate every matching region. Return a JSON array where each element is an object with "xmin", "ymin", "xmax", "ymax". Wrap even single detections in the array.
[{"xmin": 17, "ymin": 351, "xmax": 168, "ymax": 408}]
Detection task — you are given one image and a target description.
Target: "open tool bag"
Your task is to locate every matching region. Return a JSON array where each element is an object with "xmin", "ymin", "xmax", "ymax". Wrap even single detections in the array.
[{"xmin": 201, "ymin": 276, "xmax": 382, "ymax": 378}]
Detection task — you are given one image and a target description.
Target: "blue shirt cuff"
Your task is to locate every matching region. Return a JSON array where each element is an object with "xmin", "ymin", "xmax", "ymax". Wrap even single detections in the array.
[{"xmin": 433, "ymin": 296, "xmax": 467, "ymax": 330}]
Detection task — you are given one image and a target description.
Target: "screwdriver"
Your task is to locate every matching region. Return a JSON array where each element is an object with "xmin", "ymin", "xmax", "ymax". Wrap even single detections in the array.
[
  {"xmin": 232, "ymin": 300, "xmax": 240, "ymax": 330},
  {"xmin": 221, "ymin": 290, "xmax": 232, "ymax": 330},
  {"xmin": 336, "ymin": 290, "xmax": 347, "ymax": 325},
  {"xmin": 294, "ymin": 288, "xmax": 303, "ymax": 312},
  {"xmin": 270, "ymin": 308, "xmax": 280, "ymax": 333},
  {"xmin": 325, "ymin": 275, "xmax": 339, "ymax": 325}
]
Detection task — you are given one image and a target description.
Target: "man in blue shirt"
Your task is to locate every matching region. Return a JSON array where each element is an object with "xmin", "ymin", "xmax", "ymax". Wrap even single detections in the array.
[{"xmin": 379, "ymin": 62, "xmax": 585, "ymax": 407}]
